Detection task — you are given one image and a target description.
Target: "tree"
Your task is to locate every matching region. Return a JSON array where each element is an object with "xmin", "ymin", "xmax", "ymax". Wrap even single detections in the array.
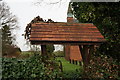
[
  {"xmin": 46, "ymin": 45, "xmax": 55, "ymax": 53},
  {"xmin": 72, "ymin": 2, "xmax": 120, "ymax": 62},
  {"xmin": 0, "ymin": 1, "xmax": 17, "ymax": 29},
  {"xmin": 0, "ymin": 1, "xmax": 18, "ymax": 56},
  {"xmin": 25, "ymin": 16, "xmax": 55, "ymax": 55}
]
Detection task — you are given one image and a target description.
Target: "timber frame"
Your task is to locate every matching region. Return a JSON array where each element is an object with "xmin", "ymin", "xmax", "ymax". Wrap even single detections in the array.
[{"xmin": 25, "ymin": 3, "xmax": 106, "ymax": 66}]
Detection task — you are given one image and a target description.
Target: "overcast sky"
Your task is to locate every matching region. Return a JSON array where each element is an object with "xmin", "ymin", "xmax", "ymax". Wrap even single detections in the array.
[{"xmin": 3, "ymin": 0, "xmax": 70, "ymax": 51}]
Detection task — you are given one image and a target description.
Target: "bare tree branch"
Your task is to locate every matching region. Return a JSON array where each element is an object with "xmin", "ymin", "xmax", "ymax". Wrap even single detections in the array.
[
  {"xmin": 0, "ymin": 2, "xmax": 18, "ymax": 29},
  {"xmin": 34, "ymin": 0, "xmax": 67, "ymax": 6}
]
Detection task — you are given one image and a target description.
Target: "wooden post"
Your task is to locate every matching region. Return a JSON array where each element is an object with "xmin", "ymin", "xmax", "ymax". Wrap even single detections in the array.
[
  {"xmin": 72, "ymin": 60, "xmax": 74, "ymax": 64},
  {"xmin": 79, "ymin": 45, "xmax": 85, "ymax": 64},
  {"xmin": 70, "ymin": 59, "xmax": 72, "ymax": 63},
  {"xmin": 83, "ymin": 45, "xmax": 89, "ymax": 66},
  {"xmin": 79, "ymin": 61, "xmax": 82, "ymax": 66},
  {"xmin": 79, "ymin": 45, "xmax": 89, "ymax": 66},
  {"xmin": 88, "ymin": 45, "xmax": 94, "ymax": 63},
  {"xmin": 75, "ymin": 60, "xmax": 78, "ymax": 65},
  {"xmin": 41, "ymin": 45, "xmax": 47, "ymax": 56}
]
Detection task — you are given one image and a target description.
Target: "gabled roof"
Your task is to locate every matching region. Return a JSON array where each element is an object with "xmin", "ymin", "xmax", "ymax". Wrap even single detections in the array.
[{"xmin": 29, "ymin": 22, "xmax": 106, "ymax": 45}]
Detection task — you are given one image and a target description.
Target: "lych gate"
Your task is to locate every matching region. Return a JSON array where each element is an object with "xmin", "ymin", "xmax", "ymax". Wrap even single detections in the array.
[{"xmin": 25, "ymin": 3, "xmax": 106, "ymax": 66}]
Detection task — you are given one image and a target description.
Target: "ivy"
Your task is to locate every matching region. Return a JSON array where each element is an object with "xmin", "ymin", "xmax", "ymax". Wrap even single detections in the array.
[{"xmin": 2, "ymin": 54, "xmax": 61, "ymax": 79}]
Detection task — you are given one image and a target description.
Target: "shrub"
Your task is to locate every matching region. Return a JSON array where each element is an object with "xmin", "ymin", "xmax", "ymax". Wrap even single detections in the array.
[
  {"xmin": 18, "ymin": 51, "xmax": 34, "ymax": 59},
  {"xmin": 62, "ymin": 70, "xmax": 82, "ymax": 79},
  {"xmin": 2, "ymin": 54, "xmax": 61, "ymax": 79},
  {"xmin": 53, "ymin": 51, "xmax": 64, "ymax": 57},
  {"xmin": 82, "ymin": 54, "xmax": 119, "ymax": 79}
]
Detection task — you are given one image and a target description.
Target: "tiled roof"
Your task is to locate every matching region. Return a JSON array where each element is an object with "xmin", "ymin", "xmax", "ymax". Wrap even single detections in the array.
[{"xmin": 29, "ymin": 22, "xmax": 106, "ymax": 44}]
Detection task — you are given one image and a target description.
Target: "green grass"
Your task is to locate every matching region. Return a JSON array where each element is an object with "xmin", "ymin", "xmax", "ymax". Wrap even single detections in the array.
[
  {"xmin": 56, "ymin": 57, "xmax": 83, "ymax": 78},
  {"xmin": 56, "ymin": 57, "xmax": 83, "ymax": 73}
]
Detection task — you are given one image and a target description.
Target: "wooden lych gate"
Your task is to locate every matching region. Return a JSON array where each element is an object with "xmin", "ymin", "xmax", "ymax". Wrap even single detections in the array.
[
  {"xmin": 25, "ymin": 3, "xmax": 106, "ymax": 66},
  {"xmin": 25, "ymin": 19, "xmax": 106, "ymax": 66}
]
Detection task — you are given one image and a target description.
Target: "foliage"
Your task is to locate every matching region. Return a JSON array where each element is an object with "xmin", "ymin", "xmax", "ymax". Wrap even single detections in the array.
[
  {"xmin": 98, "ymin": 42, "xmax": 120, "ymax": 62},
  {"xmin": 2, "ymin": 25, "xmax": 18, "ymax": 56},
  {"xmin": 2, "ymin": 45, "xmax": 20, "ymax": 57},
  {"xmin": 72, "ymin": 2, "xmax": 120, "ymax": 62},
  {"xmin": 56, "ymin": 57, "xmax": 83, "ymax": 79},
  {"xmin": 62, "ymin": 71, "xmax": 82, "ymax": 79},
  {"xmin": 0, "ymin": 1, "xmax": 18, "ymax": 56},
  {"xmin": 53, "ymin": 51, "xmax": 64, "ymax": 57},
  {"xmin": 2, "ymin": 54, "xmax": 61, "ymax": 79},
  {"xmin": 46, "ymin": 44, "xmax": 55, "ymax": 54},
  {"xmin": 82, "ymin": 54, "xmax": 119, "ymax": 79},
  {"xmin": 18, "ymin": 51, "xmax": 35, "ymax": 59},
  {"xmin": 29, "ymin": 45, "xmax": 40, "ymax": 52}
]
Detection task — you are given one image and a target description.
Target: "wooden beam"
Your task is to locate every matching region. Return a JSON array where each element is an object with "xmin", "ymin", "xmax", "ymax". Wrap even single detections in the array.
[{"xmin": 31, "ymin": 41, "xmax": 103, "ymax": 45}]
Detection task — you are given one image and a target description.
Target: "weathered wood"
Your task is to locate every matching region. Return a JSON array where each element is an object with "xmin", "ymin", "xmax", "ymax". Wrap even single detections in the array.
[
  {"xmin": 72, "ymin": 60, "xmax": 75, "ymax": 64},
  {"xmin": 70, "ymin": 59, "xmax": 72, "ymax": 63},
  {"xmin": 79, "ymin": 61, "xmax": 82, "ymax": 66},
  {"xmin": 83, "ymin": 45, "xmax": 89, "ymax": 66},
  {"xmin": 79, "ymin": 45, "xmax": 90, "ymax": 66},
  {"xmin": 87, "ymin": 45, "xmax": 94, "ymax": 64},
  {"xmin": 41, "ymin": 45, "xmax": 47, "ymax": 56},
  {"xmin": 75, "ymin": 60, "xmax": 78, "ymax": 65},
  {"xmin": 31, "ymin": 41, "xmax": 102, "ymax": 45},
  {"xmin": 79, "ymin": 45, "xmax": 84, "ymax": 63}
]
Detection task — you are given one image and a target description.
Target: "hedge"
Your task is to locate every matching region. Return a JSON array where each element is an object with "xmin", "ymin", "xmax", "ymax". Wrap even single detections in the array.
[{"xmin": 2, "ymin": 54, "xmax": 61, "ymax": 79}]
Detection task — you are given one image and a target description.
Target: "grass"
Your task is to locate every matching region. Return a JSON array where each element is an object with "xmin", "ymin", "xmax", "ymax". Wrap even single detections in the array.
[
  {"xmin": 56, "ymin": 57, "xmax": 83, "ymax": 73},
  {"xmin": 56, "ymin": 57, "xmax": 83, "ymax": 78}
]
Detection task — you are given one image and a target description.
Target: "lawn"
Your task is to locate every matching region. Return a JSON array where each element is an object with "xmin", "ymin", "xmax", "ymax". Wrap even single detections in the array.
[{"xmin": 56, "ymin": 57, "xmax": 83, "ymax": 73}]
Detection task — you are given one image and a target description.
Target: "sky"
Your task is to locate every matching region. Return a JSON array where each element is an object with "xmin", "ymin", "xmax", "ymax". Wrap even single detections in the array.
[{"xmin": 3, "ymin": 0, "xmax": 70, "ymax": 51}]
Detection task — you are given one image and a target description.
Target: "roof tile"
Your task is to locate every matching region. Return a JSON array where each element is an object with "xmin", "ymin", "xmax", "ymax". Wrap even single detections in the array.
[{"xmin": 29, "ymin": 23, "xmax": 106, "ymax": 43}]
